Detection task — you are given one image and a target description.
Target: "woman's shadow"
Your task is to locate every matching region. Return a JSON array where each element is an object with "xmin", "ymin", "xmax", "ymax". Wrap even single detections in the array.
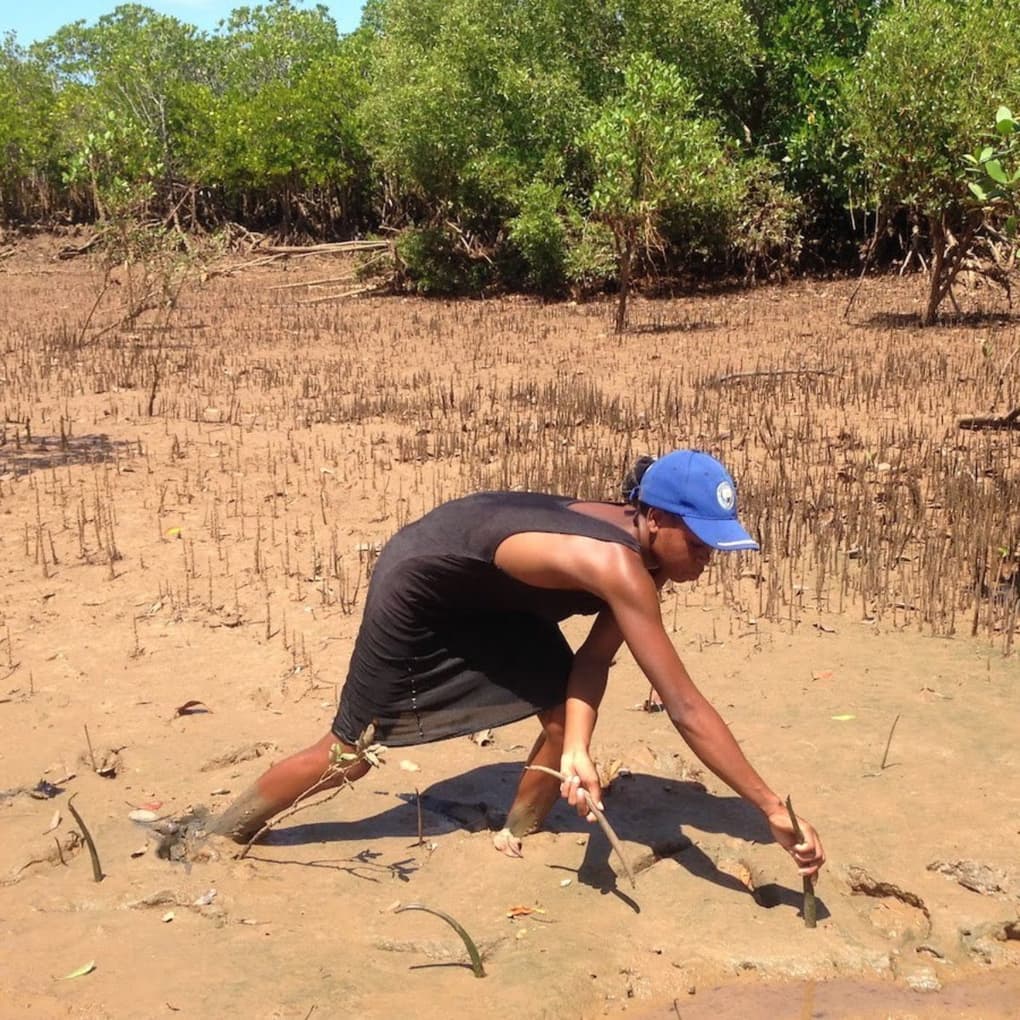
[{"xmin": 258, "ymin": 762, "xmax": 825, "ymax": 919}]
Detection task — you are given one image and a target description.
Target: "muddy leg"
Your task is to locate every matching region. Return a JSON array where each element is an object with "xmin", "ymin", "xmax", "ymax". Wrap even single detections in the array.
[
  {"xmin": 209, "ymin": 731, "xmax": 370, "ymax": 843},
  {"xmin": 493, "ymin": 708, "xmax": 565, "ymax": 857}
]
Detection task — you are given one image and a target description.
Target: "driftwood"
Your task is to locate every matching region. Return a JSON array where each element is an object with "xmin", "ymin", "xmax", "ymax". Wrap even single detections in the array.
[{"xmin": 958, "ymin": 407, "xmax": 1020, "ymax": 431}]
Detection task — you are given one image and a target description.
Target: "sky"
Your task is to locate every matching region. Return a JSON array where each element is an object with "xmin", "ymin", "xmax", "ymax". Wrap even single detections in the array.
[{"xmin": 2, "ymin": 1, "xmax": 366, "ymax": 45}]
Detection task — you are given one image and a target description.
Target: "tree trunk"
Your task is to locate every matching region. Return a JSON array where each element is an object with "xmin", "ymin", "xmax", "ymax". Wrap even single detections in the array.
[
  {"xmin": 922, "ymin": 213, "xmax": 946, "ymax": 326},
  {"xmin": 615, "ymin": 234, "xmax": 634, "ymax": 334}
]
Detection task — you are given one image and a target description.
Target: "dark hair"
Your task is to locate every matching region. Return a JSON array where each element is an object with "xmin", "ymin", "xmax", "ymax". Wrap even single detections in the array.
[{"xmin": 621, "ymin": 455, "xmax": 656, "ymax": 506}]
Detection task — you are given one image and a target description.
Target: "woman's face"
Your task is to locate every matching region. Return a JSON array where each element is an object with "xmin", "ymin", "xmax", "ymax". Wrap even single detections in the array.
[{"xmin": 648, "ymin": 510, "xmax": 713, "ymax": 582}]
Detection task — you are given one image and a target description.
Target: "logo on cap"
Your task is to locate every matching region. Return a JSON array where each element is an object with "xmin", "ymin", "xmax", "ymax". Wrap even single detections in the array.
[{"xmin": 716, "ymin": 480, "xmax": 735, "ymax": 512}]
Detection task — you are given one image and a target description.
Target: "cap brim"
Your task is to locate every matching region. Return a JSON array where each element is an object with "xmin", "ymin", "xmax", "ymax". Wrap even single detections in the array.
[{"xmin": 684, "ymin": 515, "xmax": 760, "ymax": 552}]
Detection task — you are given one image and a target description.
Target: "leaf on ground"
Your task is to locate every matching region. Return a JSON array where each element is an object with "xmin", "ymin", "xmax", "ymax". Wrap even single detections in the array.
[
  {"xmin": 59, "ymin": 961, "xmax": 96, "ymax": 980},
  {"xmin": 174, "ymin": 700, "xmax": 211, "ymax": 716},
  {"xmin": 812, "ymin": 670, "xmax": 835, "ymax": 682},
  {"xmin": 506, "ymin": 905, "xmax": 544, "ymax": 918},
  {"xmin": 831, "ymin": 714, "xmax": 856, "ymax": 721},
  {"xmin": 43, "ymin": 809, "xmax": 61, "ymax": 834}
]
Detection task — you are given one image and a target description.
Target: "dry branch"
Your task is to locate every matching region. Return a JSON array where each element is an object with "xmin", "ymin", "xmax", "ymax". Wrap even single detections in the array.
[
  {"xmin": 268, "ymin": 273, "xmax": 361, "ymax": 292},
  {"xmin": 253, "ymin": 241, "xmax": 389, "ymax": 257},
  {"xmin": 215, "ymin": 241, "xmax": 390, "ymax": 278},
  {"xmin": 958, "ymin": 407, "xmax": 1020, "ymax": 431},
  {"xmin": 296, "ymin": 285, "xmax": 378, "ymax": 306}
]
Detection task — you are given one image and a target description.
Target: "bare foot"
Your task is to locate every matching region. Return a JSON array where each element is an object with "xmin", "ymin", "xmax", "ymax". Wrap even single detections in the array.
[{"xmin": 492, "ymin": 827, "xmax": 523, "ymax": 858}]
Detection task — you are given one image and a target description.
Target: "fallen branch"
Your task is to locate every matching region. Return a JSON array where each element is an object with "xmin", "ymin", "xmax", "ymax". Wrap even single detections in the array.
[
  {"xmin": 253, "ymin": 241, "xmax": 390, "ymax": 256},
  {"xmin": 296, "ymin": 285, "xmax": 378, "ymax": 306},
  {"xmin": 269, "ymin": 273, "xmax": 361, "ymax": 292},
  {"xmin": 958, "ymin": 407, "xmax": 1020, "ymax": 431},
  {"xmin": 525, "ymin": 764, "xmax": 635, "ymax": 889}
]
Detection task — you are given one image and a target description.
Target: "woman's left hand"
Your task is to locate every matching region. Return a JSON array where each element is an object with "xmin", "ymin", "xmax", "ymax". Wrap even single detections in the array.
[
  {"xmin": 766, "ymin": 808, "xmax": 826, "ymax": 878},
  {"xmin": 559, "ymin": 748, "xmax": 603, "ymax": 823}
]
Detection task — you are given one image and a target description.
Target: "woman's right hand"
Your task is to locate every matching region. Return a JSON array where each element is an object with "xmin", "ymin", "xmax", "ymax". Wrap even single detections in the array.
[{"xmin": 559, "ymin": 748, "xmax": 603, "ymax": 823}]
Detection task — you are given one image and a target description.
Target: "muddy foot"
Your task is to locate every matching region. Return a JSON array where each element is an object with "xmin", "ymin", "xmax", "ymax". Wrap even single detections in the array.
[
  {"xmin": 153, "ymin": 807, "xmax": 218, "ymax": 863},
  {"xmin": 492, "ymin": 827, "xmax": 523, "ymax": 858}
]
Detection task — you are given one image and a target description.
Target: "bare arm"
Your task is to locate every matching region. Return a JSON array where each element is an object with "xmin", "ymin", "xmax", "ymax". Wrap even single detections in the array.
[
  {"xmin": 495, "ymin": 533, "xmax": 825, "ymax": 874},
  {"xmin": 595, "ymin": 553, "xmax": 824, "ymax": 874},
  {"xmin": 557, "ymin": 610, "xmax": 624, "ymax": 818},
  {"xmin": 562, "ymin": 609, "xmax": 624, "ymax": 754}
]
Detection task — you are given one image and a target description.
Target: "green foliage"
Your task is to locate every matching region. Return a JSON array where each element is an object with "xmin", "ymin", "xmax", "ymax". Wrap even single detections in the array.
[
  {"xmin": 507, "ymin": 182, "xmax": 570, "ymax": 295},
  {"xmin": 587, "ymin": 54, "xmax": 722, "ymax": 239},
  {"xmin": 362, "ymin": 0, "xmax": 758, "ymax": 229},
  {"xmin": 845, "ymin": 0, "xmax": 1020, "ymax": 216},
  {"xmin": 395, "ymin": 225, "xmax": 491, "ymax": 295},
  {"xmin": 563, "ymin": 218, "xmax": 617, "ymax": 296},
  {"xmin": 964, "ymin": 106, "xmax": 1020, "ymax": 236},
  {"xmin": 746, "ymin": 2, "xmax": 880, "ymax": 193},
  {"xmin": 11, "ymin": 0, "xmax": 1014, "ymax": 303},
  {"xmin": 845, "ymin": 0, "xmax": 1020, "ymax": 322},
  {"xmin": 362, "ymin": 0, "xmax": 592, "ymax": 213},
  {"xmin": 729, "ymin": 156, "xmax": 803, "ymax": 281},
  {"xmin": 585, "ymin": 52, "xmax": 726, "ymax": 328},
  {"xmin": 0, "ymin": 34, "xmax": 58, "ymax": 218},
  {"xmin": 616, "ymin": 0, "xmax": 760, "ymax": 122},
  {"xmin": 199, "ymin": 0, "xmax": 364, "ymax": 194},
  {"xmin": 37, "ymin": 4, "xmax": 213, "ymax": 207}
]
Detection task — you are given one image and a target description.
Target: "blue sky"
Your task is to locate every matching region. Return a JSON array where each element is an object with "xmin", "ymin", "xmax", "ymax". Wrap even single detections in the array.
[{"xmin": 3, "ymin": 1, "xmax": 366, "ymax": 45}]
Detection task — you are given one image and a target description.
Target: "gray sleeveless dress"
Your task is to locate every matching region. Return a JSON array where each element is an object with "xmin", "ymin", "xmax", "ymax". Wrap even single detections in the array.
[{"xmin": 332, "ymin": 492, "xmax": 640, "ymax": 747}]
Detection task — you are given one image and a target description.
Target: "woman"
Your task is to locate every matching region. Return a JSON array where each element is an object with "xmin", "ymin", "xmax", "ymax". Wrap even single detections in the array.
[{"xmin": 211, "ymin": 450, "xmax": 825, "ymax": 879}]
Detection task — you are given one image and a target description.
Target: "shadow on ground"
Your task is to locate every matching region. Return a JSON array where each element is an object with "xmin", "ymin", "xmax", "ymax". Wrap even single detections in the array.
[
  {"xmin": 251, "ymin": 765, "xmax": 825, "ymax": 918},
  {"xmin": 0, "ymin": 433, "xmax": 139, "ymax": 475}
]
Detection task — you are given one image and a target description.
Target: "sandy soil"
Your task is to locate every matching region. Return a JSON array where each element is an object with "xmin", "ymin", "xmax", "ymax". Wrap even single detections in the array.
[{"xmin": 1, "ymin": 238, "xmax": 1018, "ymax": 1019}]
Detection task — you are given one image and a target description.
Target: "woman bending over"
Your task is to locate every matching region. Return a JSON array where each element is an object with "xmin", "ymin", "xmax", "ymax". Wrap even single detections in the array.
[{"xmin": 211, "ymin": 449, "xmax": 825, "ymax": 878}]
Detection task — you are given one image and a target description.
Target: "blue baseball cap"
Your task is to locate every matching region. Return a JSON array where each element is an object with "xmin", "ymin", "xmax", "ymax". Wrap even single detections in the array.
[{"xmin": 637, "ymin": 450, "xmax": 759, "ymax": 551}]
